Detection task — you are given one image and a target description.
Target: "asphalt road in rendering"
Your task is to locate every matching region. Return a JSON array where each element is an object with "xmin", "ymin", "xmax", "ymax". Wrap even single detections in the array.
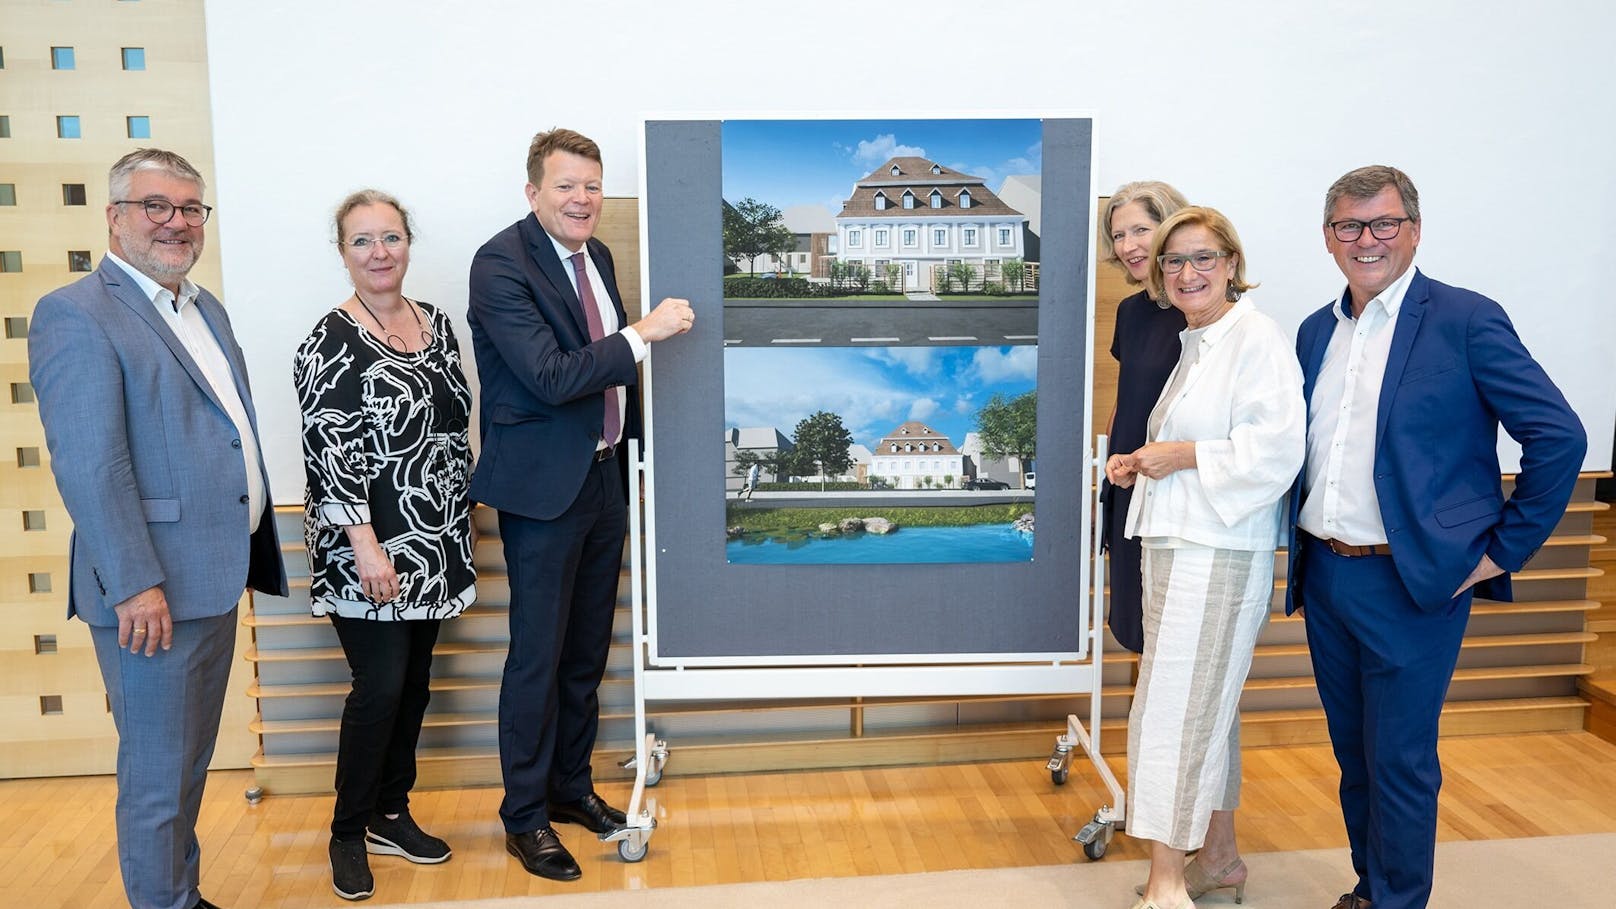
[
  {"xmin": 729, "ymin": 490, "xmax": 1033, "ymax": 508},
  {"xmin": 722, "ymin": 299, "xmax": 1038, "ymax": 348}
]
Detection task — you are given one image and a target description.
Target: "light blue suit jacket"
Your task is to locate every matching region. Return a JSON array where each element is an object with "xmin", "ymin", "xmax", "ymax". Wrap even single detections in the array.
[
  {"xmin": 29, "ymin": 257, "xmax": 287, "ymax": 625},
  {"xmin": 1285, "ymin": 269, "xmax": 1585, "ymax": 613}
]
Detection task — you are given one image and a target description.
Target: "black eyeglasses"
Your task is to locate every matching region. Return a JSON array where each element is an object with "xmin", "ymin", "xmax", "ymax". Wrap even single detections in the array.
[
  {"xmin": 1327, "ymin": 217, "xmax": 1412, "ymax": 242},
  {"xmin": 1158, "ymin": 250, "xmax": 1230, "ymax": 274},
  {"xmin": 113, "ymin": 198, "xmax": 213, "ymax": 227}
]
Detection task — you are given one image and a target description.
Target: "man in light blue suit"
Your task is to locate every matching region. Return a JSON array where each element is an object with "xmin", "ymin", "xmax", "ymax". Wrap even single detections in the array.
[
  {"xmin": 29, "ymin": 149, "xmax": 286, "ymax": 909},
  {"xmin": 1286, "ymin": 165, "xmax": 1584, "ymax": 909}
]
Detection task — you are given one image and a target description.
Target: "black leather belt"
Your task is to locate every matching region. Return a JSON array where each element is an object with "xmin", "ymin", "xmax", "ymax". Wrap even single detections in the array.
[{"xmin": 593, "ymin": 444, "xmax": 618, "ymax": 463}]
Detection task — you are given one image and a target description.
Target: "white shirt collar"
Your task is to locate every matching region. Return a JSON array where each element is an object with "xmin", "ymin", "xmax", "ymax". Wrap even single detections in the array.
[
  {"xmin": 106, "ymin": 250, "xmax": 200, "ymax": 313},
  {"xmin": 547, "ymin": 231, "xmax": 589, "ymax": 268},
  {"xmin": 1194, "ymin": 297, "xmax": 1255, "ymax": 348},
  {"xmin": 1334, "ymin": 260, "xmax": 1418, "ymax": 324}
]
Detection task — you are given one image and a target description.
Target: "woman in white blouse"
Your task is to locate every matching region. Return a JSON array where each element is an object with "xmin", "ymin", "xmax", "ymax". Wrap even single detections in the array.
[{"xmin": 1105, "ymin": 206, "xmax": 1305, "ymax": 909}]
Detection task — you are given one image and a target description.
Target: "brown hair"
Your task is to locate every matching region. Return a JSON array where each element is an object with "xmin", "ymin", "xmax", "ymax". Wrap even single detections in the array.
[
  {"xmin": 1146, "ymin": 206, "xmax": 1258, "ymax": 303},
  {"xmin": 1323, "ymin": 165, "xmax": 1420, "ymax": 225},
  {"xmin": 333, "ymin": 189, "xmax": 415, "ymax": 246},
  {"xmin": 526, "ymin": 128, "xmax": 603, "ymax": 186}
]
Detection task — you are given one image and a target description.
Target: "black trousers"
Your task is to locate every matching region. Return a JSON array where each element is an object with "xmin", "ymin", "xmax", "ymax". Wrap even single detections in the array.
[
  {"xmin": 329, "ymin": 615, "xmax": 442, "ymax": 838},
  {"xmin": 496, "ymin": 456, "xmax": 626, "ymax": 834}
]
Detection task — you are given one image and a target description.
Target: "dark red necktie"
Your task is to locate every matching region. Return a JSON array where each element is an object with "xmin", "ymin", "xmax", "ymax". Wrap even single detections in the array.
[{"xmin": 570, "ymin": 251, "xmax": 621, "ymax": 448}]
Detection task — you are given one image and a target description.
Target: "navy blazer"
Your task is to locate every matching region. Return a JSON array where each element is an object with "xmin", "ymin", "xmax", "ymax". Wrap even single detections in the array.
[
  {"xmin": 1286, "ymin": 269, "xmax": 1585, "ymax": 613},
  {"xmin": 28, "ymin": 259, "xmax": 287, "ymax": 625},
  {"xmin": 467, "ymin": 212, "xmax": 642, "ymax": 521}
]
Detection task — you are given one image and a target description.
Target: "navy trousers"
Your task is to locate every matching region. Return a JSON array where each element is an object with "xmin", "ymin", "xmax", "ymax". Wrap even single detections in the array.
[
  {"xmin": 496, "ymin": 456, "xmax": 626, "ymax": 834},
  {"xmin": 1301, "ymin": 536, "xmax": 1471, "ymax": 909}
]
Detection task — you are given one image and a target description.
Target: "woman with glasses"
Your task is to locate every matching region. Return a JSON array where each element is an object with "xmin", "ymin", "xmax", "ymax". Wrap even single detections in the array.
[
  {"xmin": 1099, "ymin": 181, "xmax": 1188, "ymax": 656},
  {"xmin": 293, "ymin": 189, "xmax": 476, "ymax": 902},
  {"xmin": 1105, "ymin": 207, "xmax": 1304, "ymax": 909}
]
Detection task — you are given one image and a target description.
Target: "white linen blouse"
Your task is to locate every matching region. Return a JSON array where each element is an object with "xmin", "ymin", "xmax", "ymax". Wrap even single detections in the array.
[{"xmin": 1123, "ymin": 297, "xmax": 1306, "ymax": 552}]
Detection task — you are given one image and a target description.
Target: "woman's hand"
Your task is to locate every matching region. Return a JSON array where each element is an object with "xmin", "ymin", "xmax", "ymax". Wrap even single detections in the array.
[
  {"xmin": 1131, "ymin": 441, "xmax": 1197, "ymax": 480},
  {"xmin": 343, "ymin": 523, "xmax": 399, "ymax": 602},
  {"xmin": 1106, "ymin": 453, "xmax": 1139, "ymax": 489}
]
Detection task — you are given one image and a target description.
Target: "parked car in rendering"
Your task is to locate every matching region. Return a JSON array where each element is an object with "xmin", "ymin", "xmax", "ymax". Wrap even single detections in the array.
[{"xmin": 964, "ymin": 477, "xmax": 1011, "ymax": 490}]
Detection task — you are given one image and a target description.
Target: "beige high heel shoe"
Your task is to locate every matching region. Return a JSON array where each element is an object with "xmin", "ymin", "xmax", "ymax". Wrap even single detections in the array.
[
  {"xmin": 1128, "ymin": 897, "xmax": 1193, "ymax": 909},
  {"xmin": 1134, "ymin": 855, "xmax": 1247, "ymax": 903},
  {"xmin": 1182, "ymin": 855, "xmax": 1247, "ymax": 903}
]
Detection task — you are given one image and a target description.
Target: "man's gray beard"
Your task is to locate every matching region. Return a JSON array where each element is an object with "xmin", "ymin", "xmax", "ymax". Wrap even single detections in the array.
[{"xmin": 121, "ymin": 242, "xmax": 200, "ymax": 285}]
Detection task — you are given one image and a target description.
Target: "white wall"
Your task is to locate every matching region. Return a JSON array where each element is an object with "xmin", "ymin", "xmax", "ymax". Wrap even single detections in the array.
[{"xmin": 203, "ymin": 0, "xmax": 1615, "ymax": 499}]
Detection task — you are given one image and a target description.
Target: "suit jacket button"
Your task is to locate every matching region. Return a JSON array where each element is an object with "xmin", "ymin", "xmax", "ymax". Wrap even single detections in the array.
[
  {"xmin": 231, "ymin": 439, "xmax": 242, "ymax": 449},
  {"xmin": 239, "ymin": 495, "xmax": 250, "ymax": 504}
]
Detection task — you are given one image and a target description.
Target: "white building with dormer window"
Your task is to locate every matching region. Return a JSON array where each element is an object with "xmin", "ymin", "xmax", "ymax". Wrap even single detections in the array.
[
  {"xmin": 835, "ymin": 157, "xmax": 1028, "ymax": 292},
  {"xmin": 869, "ymin": 421, "xmax": 965, "ymax": 489}
]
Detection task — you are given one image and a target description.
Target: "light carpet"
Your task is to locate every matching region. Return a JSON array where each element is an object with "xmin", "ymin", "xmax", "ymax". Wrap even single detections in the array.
[{"xmin": 378, "ymin": 832, "xmax": 1616, "ymax": 908}]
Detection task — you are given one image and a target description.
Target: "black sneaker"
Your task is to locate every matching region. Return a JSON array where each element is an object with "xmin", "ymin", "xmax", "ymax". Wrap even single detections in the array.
[
  {"xmin": 329, "ymin": 836, "xmax": 374, "ymax": 901},
  {"xmin": 366, "ymin": 810, "xmax": 452, "ymax": 864}
]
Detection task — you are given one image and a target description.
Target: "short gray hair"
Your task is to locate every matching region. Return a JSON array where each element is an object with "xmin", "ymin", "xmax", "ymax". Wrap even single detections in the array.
[
  {"xmin": 1323, "ymin": 165, "xmax": 1420, "ymax": 225},
  {"xmin": 1100, "ymin": 181, "xmax": 1189, "ymax": 284},
  {"xmin": 108, "ymin": 148, "xmax": 206, "ymax": 201}
]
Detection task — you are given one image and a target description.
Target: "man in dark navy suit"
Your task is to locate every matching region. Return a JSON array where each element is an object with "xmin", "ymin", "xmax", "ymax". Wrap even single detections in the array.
[
  {"xmin": 468, "ymin": 128, "xmax": 693, "ymax": 882},
  {"xmin": 1287, "ymin": 165, "xmax": 1584, "ymax": 909}
]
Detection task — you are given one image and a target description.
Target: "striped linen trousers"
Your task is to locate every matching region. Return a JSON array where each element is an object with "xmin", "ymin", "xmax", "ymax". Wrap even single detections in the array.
[{"xmin": 1127, "ymin": 544, "xmax": 1272, "ymax": 850}]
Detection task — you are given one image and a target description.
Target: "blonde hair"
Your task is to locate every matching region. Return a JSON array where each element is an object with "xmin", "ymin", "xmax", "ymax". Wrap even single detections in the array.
[
  {"xmin": 1100, "ymin": 181, "xmax": 1189, "ymax": 285},
  {"xmin": 333, "ymin": 189, "xmax": 415, "ymax": 246},
  {"xmin": 1146, "ymin": 206, "xmax": 1258, "ymax": 303}
]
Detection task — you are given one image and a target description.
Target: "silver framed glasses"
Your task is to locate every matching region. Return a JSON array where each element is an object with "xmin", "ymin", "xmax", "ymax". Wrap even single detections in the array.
[
  {"xmin": 344, "ymin": 233, "xmax": 408, "ymax": 251},
  {"xmin": 1157, "ymin": 250, "xmax": 1230, "ymax": 274}
]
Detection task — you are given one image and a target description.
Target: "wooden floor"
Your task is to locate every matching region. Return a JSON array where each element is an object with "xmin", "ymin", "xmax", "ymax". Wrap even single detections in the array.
[{"xmin": 6, "ymin": 731, "xmax": 1616, "ymax": 907}]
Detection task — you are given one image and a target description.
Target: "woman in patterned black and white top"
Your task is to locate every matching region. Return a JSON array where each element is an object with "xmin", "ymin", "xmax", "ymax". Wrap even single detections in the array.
[{"xmin": 293, "ymin": 190, "xmax": 475, "ymax": 902}]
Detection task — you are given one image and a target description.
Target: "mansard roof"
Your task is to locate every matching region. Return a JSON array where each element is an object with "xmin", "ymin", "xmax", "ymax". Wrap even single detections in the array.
[{"xmin": 840, "ymin": 157, "xmax": 1023, "ymax": 219}]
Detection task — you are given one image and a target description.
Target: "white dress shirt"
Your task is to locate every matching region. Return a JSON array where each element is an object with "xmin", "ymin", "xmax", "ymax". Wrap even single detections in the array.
[
  {"xmin": 547, "ymin": 233, "xmax": 646, "ymax": 449},
  {"xmin": 1297, "ymin": 263, "xmax": 1419, "ymax": 545},
  {"xmin": 107, "ymin": 251, "xmax": 265, "ymax": 532},
  {"xmin": 1124, "ymin": 298, "xmax": 1307, "ymax": 552}
]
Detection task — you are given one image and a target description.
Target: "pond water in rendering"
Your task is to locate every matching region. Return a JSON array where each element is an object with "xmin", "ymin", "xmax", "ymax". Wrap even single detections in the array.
[{"xmin": 726, "ymin": 523, "xmax": 1033, "ymax": 565}]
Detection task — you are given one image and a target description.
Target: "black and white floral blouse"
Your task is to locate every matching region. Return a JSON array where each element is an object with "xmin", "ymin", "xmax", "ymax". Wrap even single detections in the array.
[{"xmin": 292, "ymin": 302, "xmax": 476, "ymax": 620}]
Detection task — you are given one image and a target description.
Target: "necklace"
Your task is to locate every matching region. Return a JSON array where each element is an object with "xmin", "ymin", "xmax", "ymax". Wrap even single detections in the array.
[{"xmin": 354, "ymin": 290, "xmax": 430, "ymax": 353}]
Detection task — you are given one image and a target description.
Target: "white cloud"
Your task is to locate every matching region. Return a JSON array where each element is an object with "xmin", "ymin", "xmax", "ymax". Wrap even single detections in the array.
[
  {"xmin": 953, "ymin": 395, "xmax": 975, "ymax": 414},
  {"xmin": 908, "ymin": 398, "xmax": 939, "ymax": 421},
  {"xmin": 863, "ymin": 346, "xmax": 940, "ymax": 377},
  {"xmin": 969, "ymin": 346, "xmax": 1038, "ymax": 384},
  {"xmin": 724, "ymin": 348, "xmax": 913, "ymax": 446},
  {"xmin": 851, "ymin": 134, "xmax": 926, "ymax": 167}
]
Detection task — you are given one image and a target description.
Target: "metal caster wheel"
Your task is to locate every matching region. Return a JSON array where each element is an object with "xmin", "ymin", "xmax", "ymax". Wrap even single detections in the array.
[
  {"xmin": 1082, "ymin": 838, "xmax": 1107, "ymax": 860},
  {"xmin": 1051, "ymin": 767, "xmax": 1069, "ymax": 785},
  {"xmin": 645, "ymin": 765, "xmax": 663, "ymax": 787},
  {"xmin": 244, "ymin": 786, "xmax": 263, "ymax": 805},
  {"xmin": 618, "ymin": 838, "xmax": 648, "ymax": 862}
]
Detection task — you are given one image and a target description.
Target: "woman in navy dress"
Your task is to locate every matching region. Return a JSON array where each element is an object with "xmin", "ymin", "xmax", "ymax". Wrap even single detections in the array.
[{"xmin": 1101, "ymin": 181, "xmax": 1189, "ymax": 653}]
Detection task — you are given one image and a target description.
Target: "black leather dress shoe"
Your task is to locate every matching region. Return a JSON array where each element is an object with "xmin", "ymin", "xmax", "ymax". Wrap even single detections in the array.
[
  {"xmin": 194, "ymin": 898, "xmax": 224, "ymax": 909},
  {"xmin": 506, "ymin": 828, "xmax": 581, "ymax": 881},
  {"xmin": 549, "ymin": 791, "xmax": 628, "ymax": 835}
]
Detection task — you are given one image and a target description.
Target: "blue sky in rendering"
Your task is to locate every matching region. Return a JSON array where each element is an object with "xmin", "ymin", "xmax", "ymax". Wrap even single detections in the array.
[
  {"xmin": 724, "ymin": 345, "xmax": 1037, "ymax": 453},
  {"xmin": 722, "ymin": 118, "xmax": 1042, "ymax": 216}
]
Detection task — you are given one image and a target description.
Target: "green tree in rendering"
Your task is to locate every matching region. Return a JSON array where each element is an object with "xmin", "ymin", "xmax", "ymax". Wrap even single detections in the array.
[
  {"xmin": 723, "ymin": 197, "xmax": 794, "ymax": 276},
  {"xmin": 975, "ymin": 391, "xmax": 1037, "ymax": 488},
  {"xmin": 786, "ymin": 411, "xmax": 853, "ymax": 481},
  {"xmin": 1002, "ymin": 258, "xmax": 1026, "ymax": 292}
]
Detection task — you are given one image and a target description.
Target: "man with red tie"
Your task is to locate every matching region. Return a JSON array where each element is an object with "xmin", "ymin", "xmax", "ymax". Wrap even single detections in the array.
[{"xmin": 468, "ymin": 128, "xmax": 694, "ymax": 881}]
